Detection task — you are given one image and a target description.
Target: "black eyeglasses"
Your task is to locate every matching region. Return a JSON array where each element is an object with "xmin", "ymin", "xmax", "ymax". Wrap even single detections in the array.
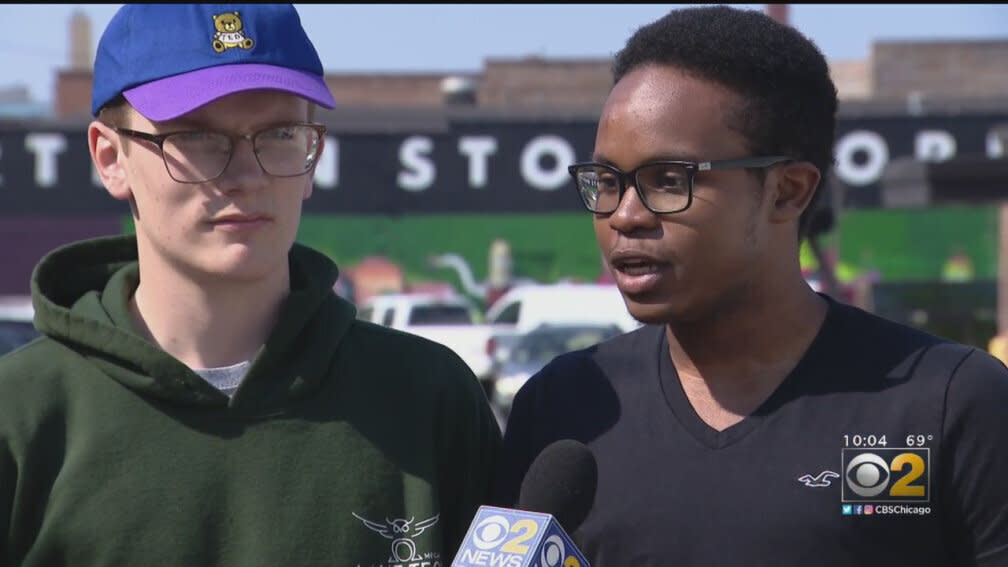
[
  {"xmin": 114, "ymin": 122, "xmax": 326, "ymax": 184},
  {"xmin": 568, "ymin": 156, "xmax": 793, "ymax": 214}
]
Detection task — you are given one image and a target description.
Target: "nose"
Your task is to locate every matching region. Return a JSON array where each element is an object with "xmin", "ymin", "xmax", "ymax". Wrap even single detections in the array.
[
  {"xmin": 218, "ymin": 136, "xmax": 268, "ymax": 189},
  {"xmin": 607, "ymin": 182, "xmax": 660, "ymax": 234}
]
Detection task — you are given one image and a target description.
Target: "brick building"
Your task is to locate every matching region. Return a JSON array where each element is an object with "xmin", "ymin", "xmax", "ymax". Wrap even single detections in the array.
[{"xmin": 52, "ymin": 38, "xmax": 1008, "ymax": 119}]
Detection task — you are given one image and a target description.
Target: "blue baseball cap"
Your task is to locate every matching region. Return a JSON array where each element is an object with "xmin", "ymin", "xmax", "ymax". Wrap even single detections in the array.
[{"xmin": 91, "ymin": 4, "xmax": 336, "ymax": 120}]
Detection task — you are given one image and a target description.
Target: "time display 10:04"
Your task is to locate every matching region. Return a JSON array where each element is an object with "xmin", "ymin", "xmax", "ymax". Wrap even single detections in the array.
[{"xmin": 843, "ymin": 434, "xmax": 888, "ymax": 447}]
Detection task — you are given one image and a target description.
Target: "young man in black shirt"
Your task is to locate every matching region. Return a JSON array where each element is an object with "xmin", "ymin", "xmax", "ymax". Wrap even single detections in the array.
[{"xmin": 492, "ymin": 6, "xmax": 1008, "ymax": 566}]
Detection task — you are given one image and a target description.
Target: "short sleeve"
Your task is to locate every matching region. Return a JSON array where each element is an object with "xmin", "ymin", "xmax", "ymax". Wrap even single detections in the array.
[{"xmin": 940, "ymin": 348, "xmax": 1008, "ymax": 566}]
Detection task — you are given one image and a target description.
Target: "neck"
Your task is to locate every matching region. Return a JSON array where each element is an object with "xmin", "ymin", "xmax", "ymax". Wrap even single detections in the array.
[
  {"xmin": 666, "ymin": 270, "xmax": 828, "ymax": 429},
  {"xmin": 129, "ymin": 256, "xmax": 290, "ymax": 370}
]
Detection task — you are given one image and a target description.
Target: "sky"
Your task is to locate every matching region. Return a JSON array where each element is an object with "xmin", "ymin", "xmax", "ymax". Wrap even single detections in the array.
[{"xmin": 0, "ymin": 3, "xmax": 1006, "ymax": 105}]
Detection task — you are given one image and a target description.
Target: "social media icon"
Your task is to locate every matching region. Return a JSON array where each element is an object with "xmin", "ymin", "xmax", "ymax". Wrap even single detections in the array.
[
  {"xmin": 842, "ymin": 505, "xmax": 853, "ymax": 515},
  {"xmin": 855, "ymin": 505, "xmax": 863, "ymax": 515},
  {"xmin": 864, "ymin": 505, "xmax": 874, "ymax": 515}
]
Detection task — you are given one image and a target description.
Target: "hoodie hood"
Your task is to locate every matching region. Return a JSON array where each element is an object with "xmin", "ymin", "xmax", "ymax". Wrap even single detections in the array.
[{"xmin": 30, "ymin": 235, "xmax": 356, "ymax": 411}]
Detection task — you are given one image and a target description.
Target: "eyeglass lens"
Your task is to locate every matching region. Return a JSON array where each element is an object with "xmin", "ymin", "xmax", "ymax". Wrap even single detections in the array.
[
  {"xmin": 575, "ymin": 163, "xmax": 691, "ymax": 213},
  {"xmin": 161, "ymin": 125, "xmax": 321, "ymax": 183}
]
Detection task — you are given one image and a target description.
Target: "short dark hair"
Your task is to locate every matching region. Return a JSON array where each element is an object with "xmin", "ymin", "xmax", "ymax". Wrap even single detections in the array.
[{"xmin": 613, "ymin": 5, "xmax": 838, "ymax": 239}]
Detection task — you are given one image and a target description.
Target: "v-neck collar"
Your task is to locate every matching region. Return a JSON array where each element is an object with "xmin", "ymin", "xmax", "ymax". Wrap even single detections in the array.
[{"xmin": 656, "ymin": 297, "xmax": 840, "ymax": 449}]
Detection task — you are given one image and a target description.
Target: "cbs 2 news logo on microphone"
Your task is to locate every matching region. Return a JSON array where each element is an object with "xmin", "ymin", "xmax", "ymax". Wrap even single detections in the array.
[
  {"xmin": 453, "ymin": 506, "xmax": 589, "ymax": 567},
  {"xmin": 842, "ymin": 448, "xmax": 930, "ymax": 502}
]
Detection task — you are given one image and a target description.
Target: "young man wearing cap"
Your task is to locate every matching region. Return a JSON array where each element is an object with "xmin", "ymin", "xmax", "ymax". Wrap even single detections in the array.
[{"xmin": 0, "ymin": 5, "xmax": 500, "ymax": 566}]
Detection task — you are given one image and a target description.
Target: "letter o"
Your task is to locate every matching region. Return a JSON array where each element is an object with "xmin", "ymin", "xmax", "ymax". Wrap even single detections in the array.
[
  {"xmin": 834, "ymin": 130, "xmax": 889, "ymax": 187},
  {"xmin": 521, "ymin": 135, "xmax": 576, "ymax": 191}
]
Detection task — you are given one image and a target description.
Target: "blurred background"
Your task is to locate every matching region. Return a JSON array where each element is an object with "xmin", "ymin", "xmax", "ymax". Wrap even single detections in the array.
[{"xmin": 1, "ymin": 4, "xmax": 1007, "ymax": 425}]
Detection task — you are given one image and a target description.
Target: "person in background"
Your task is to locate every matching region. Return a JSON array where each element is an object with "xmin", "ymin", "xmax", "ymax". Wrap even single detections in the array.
[
  {"xmin": 0, "ymin": 5, "xmax": 499, "ymax": 566},
  {"xmin": 941, "ymin": 246, "xmax": 976, "ymax": 282},
  {"xmin": 492, "ymin": 6, "xmax": 1008, "ymax": 566}
]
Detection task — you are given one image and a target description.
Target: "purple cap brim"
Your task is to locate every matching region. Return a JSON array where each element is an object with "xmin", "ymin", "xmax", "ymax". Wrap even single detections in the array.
[{"xmin": 123, "ymin": 63, "xmax": 336, "ymax": 121}]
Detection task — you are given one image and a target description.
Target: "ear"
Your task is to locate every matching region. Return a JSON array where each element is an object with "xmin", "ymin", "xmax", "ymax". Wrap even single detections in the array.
[
  {"xmin": 767, "ymin": 161, "xmax": 821, "ymax": 225},
  {"xmin": 88, "ymin": 120, "xmax": 132, "ymax": 202}
]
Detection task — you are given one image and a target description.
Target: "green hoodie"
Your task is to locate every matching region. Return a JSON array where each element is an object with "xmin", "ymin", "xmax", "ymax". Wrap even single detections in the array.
[{"xmin": 0, "ymin": 236, "xmax": 501, "ymax": 567}]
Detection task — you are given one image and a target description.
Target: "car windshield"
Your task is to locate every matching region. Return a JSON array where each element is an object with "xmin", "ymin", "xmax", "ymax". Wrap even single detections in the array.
[
  {"xmin": 408, "ymin": 304, "xmax": 474, "ymax": 325},
  {"xmin": 510, "ymin": 326, "xmax": 620, "ymax": 364},
  {"xmin": 0, "ymin": 320, "xmax": 40, "ymax": 356}
]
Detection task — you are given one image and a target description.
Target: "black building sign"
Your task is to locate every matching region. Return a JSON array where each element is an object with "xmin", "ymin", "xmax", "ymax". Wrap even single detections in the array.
[{"xmin": 1, "ymin": 113, "xmax": 1005, "ymax": 215}]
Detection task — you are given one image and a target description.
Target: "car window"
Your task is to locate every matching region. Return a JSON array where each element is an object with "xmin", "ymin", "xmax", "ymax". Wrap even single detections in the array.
[
  {"xmin": 511, "ymin": 326, "xmax": 621, "ymax": 364},
  {"xmin": 381, "ymin": 308, "xmax": 395, "ymax": 327},
  {"xmin": 407, "ymin": 304, "xmax": 474, "ymax": 325},
  {"xmin": 0, "ymin": 321, "xmax": 40, "ymax": 356},
  {"xmin": 490, "ymin": 302, "xmax": 521, "ymax": 325}
]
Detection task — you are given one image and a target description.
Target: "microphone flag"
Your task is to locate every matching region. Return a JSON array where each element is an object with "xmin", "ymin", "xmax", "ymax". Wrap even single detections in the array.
[{"xmin": 452, "ymin": 505, "xmax": 589, "ymax": 567}]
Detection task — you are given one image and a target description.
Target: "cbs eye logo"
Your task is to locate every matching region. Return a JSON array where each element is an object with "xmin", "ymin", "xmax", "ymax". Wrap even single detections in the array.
[
  {"xmin": 842, "ymin": 448, "xmax": 930, "ymax": 501},
  {"xmin": 470, "ymin": 514, "xmax": 582, "ymax": 567},
  {"xmin": 471, "ymin": 514, "xmax": 539, "ymax": 552}
]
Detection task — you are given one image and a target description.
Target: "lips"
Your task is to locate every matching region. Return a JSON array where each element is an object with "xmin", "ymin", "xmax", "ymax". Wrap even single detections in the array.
[
  {"xmin": 609, "ymin": 251, "xmax": 668, "ymax": 274},
  {"xmin": 210, "ymin": 213, "xmax": 271, "ymax": 224},
  {"xmin": 206, "ymin": 212, "xmax": 274, "ymax": 233},
  {"xmin": 619, "ymin": 263, "xmax": 663, "ymax": 276},
  {"xmin": 608, "ymin": 250, "xmax": 669, "ymax": 294}
]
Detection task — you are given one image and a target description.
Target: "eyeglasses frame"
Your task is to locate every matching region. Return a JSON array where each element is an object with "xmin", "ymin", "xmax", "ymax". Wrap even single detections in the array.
[
  {"xmin": 567, "ymin": 155, "xmax": 794, "ymax": 214},
  {"xmin": 112, "ymin": 122, "xmax": 327, "ymax": 184}
]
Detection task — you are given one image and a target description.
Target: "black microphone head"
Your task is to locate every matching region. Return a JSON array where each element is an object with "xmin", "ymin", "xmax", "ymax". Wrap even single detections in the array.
[{"xmin": 517, "ymin": 439, "xmax": 598, "ymax": 533}]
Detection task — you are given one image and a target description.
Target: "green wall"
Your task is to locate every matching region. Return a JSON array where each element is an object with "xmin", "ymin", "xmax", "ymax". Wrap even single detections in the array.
[
  {"xmin": 297, "ymin": 213, "xmax": 602, "ymax": 292},
  {"xmin": 298, "ymin": 206, "xmax": 1000, "ymax": 287},
  {"xmin": 122, "ymin": 205, "xmax": 1000, "ymax": 294},
  {"xmin": 836, "ymin": 205, "xmax": 997, "ymax": 281},
  {"xmin": 120, "ymin": 207, "xmax": 999, "ymax": 347}
]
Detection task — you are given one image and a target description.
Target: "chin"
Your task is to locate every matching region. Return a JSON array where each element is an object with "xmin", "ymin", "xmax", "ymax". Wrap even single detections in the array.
[
  {"xmin": 623, "ymin": 298, "xmax": 675, "ymax": 326},
  {"xmin": 197, "ymin": 245, "xmax": 286, "ymax": 282}
]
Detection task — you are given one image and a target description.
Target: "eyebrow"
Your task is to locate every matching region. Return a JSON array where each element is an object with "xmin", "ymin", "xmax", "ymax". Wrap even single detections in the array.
[
  {"xmin": 589, "ymin": 153, "xmax": 704, "ymax": 167},
  {"xmin": 149, "ymin": 119, "xmax": 303, "ymax": 134},
  {"xmin": 149, "ymin": 117, "xmax": 216, "ymax": 131},
  {"xmin": 588, "ymin": 154, "xmax": 615, "ymax": 166}
]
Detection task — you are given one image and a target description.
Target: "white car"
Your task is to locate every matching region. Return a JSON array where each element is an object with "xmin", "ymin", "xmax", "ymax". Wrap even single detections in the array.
[
  {"xmin": 485, "ymin": 283, "xmax": 640, "ymax": 334},
  {"xmin": 0, "ymin": 295, "xmax": 38, "ymax": 356},
  {"xmin": 357, "ymin": 292, "xmax": 495, "ymax": 380},
  {"xmin": 483, "ymin": 283, "xmax": 642, "ymax": 368},
  {"xmin": 490, "ymin": 322, "xmax": 624, "ymax": 427}
]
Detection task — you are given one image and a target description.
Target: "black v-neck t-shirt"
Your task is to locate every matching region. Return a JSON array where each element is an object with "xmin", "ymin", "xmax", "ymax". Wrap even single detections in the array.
[{"xmin": 491, "ymin": 298, "xmax": 1008, "ymax": 566}]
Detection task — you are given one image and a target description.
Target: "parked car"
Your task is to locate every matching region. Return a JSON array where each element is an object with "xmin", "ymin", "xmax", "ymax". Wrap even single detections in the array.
[
  {"xmin": 356, "ymin": 292, "xmax": 495, "ymax": 381},
  {"xmin": 484, "ymin": 283, "xmax": 641, "ymax": 367},
  {"xmin": 0, "ymin": 295, "xmax": 39, "ymax": 357},
  {"xmin": 489, "ymin": 322, "xmax": 624, "ymax": 427}
]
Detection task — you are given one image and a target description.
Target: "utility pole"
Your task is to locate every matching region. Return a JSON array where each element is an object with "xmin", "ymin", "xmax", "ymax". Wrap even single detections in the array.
[
  {"xmin": 765, "ymin": 4, "xmax": 790, "ymax": 26},
  {"xmin": 991, "ymin": 125, "xmax": 1008, "ymax": 362}
]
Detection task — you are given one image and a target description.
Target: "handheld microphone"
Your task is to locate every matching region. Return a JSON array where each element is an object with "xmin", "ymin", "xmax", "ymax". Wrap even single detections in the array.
[
  {"xmin": 453, "ymin": 439, "xmax": 597, "ymax": 567},
  {"xmin": 517, "ymin": 439, "xmax": 598, "ymax": 532}
]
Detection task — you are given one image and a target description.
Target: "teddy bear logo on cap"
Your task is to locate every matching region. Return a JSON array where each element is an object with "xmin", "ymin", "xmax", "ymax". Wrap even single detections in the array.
[{"xmin": 212, "ymin": 12, "xmax": 254, "ymax": 53}]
